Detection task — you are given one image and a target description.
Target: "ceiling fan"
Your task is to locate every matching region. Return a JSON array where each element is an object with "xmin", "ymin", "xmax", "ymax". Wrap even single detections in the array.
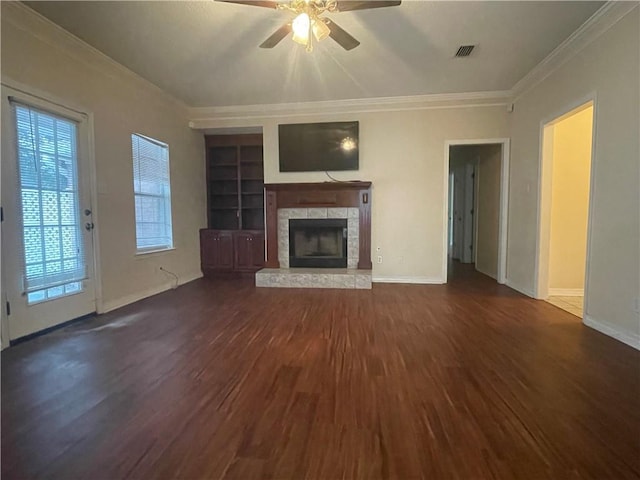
[{"xmin": 218, "ymin": 0, "xmax": 401, "ymax": 52}]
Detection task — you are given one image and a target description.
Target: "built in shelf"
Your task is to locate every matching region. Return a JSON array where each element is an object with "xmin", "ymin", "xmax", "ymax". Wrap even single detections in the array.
[{"xmin": 205, "ymin": 133, "xmax": 265, "ymax": 234}]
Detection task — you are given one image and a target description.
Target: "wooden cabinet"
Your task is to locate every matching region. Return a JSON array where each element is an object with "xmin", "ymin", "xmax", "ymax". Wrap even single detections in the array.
[
  {"xmin": 201, "ymin": 133, "xmax": 265, "ymax": 276},
  {"xmin": 234, "ymin": 231, "xmax": 265, "ymax": 270},
  {"xmin": 200, "ymin": 230, "xmax": 234, "ymax": 273},
  {"xmin": 200, "ymin": 230, "xmax": 264, "ymax": 275}
]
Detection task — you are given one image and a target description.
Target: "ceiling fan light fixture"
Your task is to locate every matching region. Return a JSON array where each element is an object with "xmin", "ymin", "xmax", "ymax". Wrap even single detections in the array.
[
  {"xmin": 291, "ymin": 12, "xmax": 310, "ymax": 45},
  {"xmin": 227, "ymin": 0, "xmax": 402, "ymax": 51},
  {"xmin": 312, "ymin": 18, "xmax": 330, "ymax": 41}
]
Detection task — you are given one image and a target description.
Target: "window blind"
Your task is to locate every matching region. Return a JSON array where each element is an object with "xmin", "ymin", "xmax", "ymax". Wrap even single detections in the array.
[
  {"xmin": 15, "ymin": 104, "xmax": 87, "ymax": 293},
  {"xmin": 132, "ymin": 134, "xmax": 173, "ymax": 252}
]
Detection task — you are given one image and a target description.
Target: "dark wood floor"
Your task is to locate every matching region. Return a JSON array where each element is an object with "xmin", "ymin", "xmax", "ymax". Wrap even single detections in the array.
[{"xmin": 2, "ymin": 264, "xmax": 639, "ymax": 479}]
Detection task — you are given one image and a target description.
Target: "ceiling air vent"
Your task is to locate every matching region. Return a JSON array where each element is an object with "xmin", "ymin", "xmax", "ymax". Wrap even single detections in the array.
[{"xmin": 455, "ymin": 45, "xmax": 475, "ymax": 57}]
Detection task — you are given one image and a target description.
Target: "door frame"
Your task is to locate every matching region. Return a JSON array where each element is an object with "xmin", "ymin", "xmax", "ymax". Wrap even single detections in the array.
[
  {"xmin": 443, "ymin": 138, "xmax": 510, "ymax": 284},
  {"xmin": 0, "ymin": 78, "xmax": 103, "ymax": 346},
  {"xmin": 534, "ymin": 93, "xmax": 597, "ymax": 308}
]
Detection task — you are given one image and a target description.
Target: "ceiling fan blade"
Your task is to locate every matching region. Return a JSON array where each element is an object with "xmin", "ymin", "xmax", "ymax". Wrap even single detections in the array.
[
  {"xmin": 335, "ymin": 1, "xmax": 401, "ymax": 12},
  {"xmin": 325, "ymin": 19, "xmax": 360, "ymax": 51},
  {"xmin": 216, "ymin": 0, "xmax": 279, "ymax": 9},
  {"xmin": 260, "ymin": 23, "xmax": 292, "ymax": 48}
]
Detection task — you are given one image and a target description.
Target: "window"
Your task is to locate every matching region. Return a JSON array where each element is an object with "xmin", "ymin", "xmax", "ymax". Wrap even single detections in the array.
[
  {"xmin": 131, "ymin": 134, "xmax": 173, "ymax": 253},
  {"xmin": 15, "ymin": 104, "xmax": 86, "ymax": 304}
]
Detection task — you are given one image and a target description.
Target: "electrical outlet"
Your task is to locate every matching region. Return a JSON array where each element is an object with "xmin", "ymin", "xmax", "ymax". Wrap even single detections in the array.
[
  {"xmin": 377, "ymin": 255, "xmax": 383, "ymax": 264},
  {"xmin": 634, "ymin": 297, "xmax": 640, "ymax": 314},
  {"xmin": 398, "ymin": 256, "xmax": 404, "ymax": 263}
]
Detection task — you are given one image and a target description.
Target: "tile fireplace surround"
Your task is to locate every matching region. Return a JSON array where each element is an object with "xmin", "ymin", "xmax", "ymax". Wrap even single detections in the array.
[
  {"xmin": 278, "ymin": 207, "xmax": 359, "ymax": 269},
  {"xmin": 256, "ymin": 182, "xmax": 372, "ymax": 289}
]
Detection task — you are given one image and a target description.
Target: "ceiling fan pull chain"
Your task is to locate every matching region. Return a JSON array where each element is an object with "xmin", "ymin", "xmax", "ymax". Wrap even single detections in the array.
[{"xmin": 306, "ymin": 19, "xmax": 314, "ymax": 52}]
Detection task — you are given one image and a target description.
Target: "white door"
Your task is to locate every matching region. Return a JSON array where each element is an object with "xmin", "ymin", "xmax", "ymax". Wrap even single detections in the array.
[
  {"xmin": 1, "ymin": 88, "xmax": 96, "ymax": 341},
  {"xmin": 461, "ymin": 163, "xmax": 475, "ymax": 264},
  {"xmin": 452, "ymin": 168, "xmax": 465, "ymax": 260}
]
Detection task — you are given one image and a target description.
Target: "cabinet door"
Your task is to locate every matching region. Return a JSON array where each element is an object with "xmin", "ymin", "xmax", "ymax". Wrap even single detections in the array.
[
  {"xmin": 217, "ymin": 232, "xmax": 234, "ymax": 270},
  {"xmin": 200, "ymin": 230, "xmax": 218, "ymax": 268},
  {"xmin": 234, "ymin": 232, "xmax": 253, "ymax": 270},
  {"xmin": 251, "ymin": 232, "xmax": 265, "ymax": 268},
  {"xmin": 235, "ymin": 232, "xmax": 265, "ymax": 270},
  {"xmin": 201, "ymin": 230, "xmax": 234, "ymax": 271}
]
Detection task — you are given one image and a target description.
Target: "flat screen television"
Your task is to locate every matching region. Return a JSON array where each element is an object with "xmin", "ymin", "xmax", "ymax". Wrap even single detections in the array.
[{"xmin": 278, "ymin": 121, "xmax": 359, "ymax": 172}]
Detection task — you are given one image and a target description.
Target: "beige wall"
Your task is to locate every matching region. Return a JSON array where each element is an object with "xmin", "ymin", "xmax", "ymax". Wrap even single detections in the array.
[
  {"xmin": 1, "ymin": 3, "xmax": 207, "ymax": 312},
  {"xmin": 548, "ymin": 106, "xmax": 593, "ymax": 293},
  {"xmin": 197, "ymin": 108, "xmax": 510, "ymax": 282},
  {"xmin": 509, "ymin": 7, "xmax": 639, "ymax": 344},
  {"xmin": 476, "ymin": 145, "xmax": 501, "ymax": 279}
]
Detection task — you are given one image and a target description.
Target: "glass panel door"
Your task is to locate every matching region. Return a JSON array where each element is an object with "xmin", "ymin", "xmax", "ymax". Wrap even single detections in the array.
[
  {"xmin": 1, "ymin": 89, "xmax": 96, "ymax": 341},
  {"xmin": 16, "ymin": 105, "xmax": 86, "ymax": 301}
]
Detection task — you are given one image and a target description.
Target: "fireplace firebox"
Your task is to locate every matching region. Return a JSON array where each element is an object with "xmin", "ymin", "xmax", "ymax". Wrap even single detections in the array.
[{"xmin": 289, "ymin": 219, "xmax": 347, "ymax": 268}]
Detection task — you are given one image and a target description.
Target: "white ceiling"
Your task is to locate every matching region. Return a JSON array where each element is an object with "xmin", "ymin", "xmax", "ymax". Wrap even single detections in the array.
[{"xmin": 25, "ymin": 1, "xmax": 604, "ymax": 108}]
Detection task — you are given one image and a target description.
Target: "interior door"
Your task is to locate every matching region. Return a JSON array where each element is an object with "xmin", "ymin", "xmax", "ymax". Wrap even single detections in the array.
[
  {"xmin": 452, "ymin": 169, "xmax": 465, "ymax": 260},
  {"xmin": 461, "ymin": 163, "xmax": 475, "ymax": 263},
  {"xmin": 1, "ymin": 88, "xmax": 96, "ymax": 341}
]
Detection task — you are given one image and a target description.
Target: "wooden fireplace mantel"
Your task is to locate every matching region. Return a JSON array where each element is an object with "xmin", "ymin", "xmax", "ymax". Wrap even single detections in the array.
[{"xmin": 264, "ymin": 181, "xmax": 372, "ymax": 270}]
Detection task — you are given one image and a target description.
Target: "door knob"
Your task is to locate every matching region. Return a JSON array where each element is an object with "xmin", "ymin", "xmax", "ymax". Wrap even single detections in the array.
[{"xmin": 84, "ymin": 209, "xmax": 92, "ymax": 216}]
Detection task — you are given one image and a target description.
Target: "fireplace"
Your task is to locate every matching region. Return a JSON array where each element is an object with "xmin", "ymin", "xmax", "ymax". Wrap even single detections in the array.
[
  {"xmin": 264, "ymin": 182, "xmax": 372, "ymax": 269},
  {"xmin": 289, "ymin": 219, "xmax": 347, "ymax": 268}
]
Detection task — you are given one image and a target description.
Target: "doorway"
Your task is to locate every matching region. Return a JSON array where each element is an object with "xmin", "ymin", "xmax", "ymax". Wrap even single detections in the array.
[
  {"xmin": 444, "ymin": 139, "xmax": 509, "ymax": 283},
  {"xmin": 1, "ymin": 86, "xmax": 98, "ymax": 343},
  {"xmin": 536, "ymin": 101, "xmax": 594, "ymax": 318}
]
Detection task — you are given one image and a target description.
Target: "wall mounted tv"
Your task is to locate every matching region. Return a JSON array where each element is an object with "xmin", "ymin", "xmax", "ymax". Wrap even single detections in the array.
[{"xmin": 278, "ymin": 121, "xmax": 359, "ymax": 172}]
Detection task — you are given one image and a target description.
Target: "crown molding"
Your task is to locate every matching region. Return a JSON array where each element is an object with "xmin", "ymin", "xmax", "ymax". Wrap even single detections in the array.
[
  {"xmin": 7, "ymin": 0, "xmax": 635, "ymax": 125},
  {"xmin": 187, "ymin": 90, "xmax": 512, "ymax": 127},
  {"xmin": 511, "ymin": 1, "xmax": 639, "ymax": 102},
  {"xmin": 2, "ymin": 2, "xmax": 189, "ymax": 112}
]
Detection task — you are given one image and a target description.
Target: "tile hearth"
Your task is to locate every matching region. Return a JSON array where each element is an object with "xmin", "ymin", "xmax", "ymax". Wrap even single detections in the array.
[{"xmin": 255, "ymin": 268, "xmax": 372, "ymax": 290}]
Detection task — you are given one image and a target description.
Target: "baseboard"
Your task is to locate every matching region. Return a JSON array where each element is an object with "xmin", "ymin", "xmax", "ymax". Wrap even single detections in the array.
[
  {"xmin": 548, "ymin": 288, "xmax": 584, "ymax": 296},
  {"xmin": 475, "ymin": 266, "xmax": 498, "ymax": 280},
  {"xmin": 583, "ymin": 314, "xmax": 640, "ymax": 351},
  {"xmin": 100, "ymin": 271, "xmax": 203, "ymax": 313},
  {"xmin": 505, "ymin": 279, "xmax": 536, "ymax": 298},
  {"xmin": 372, "ymin": 276, "xmax": 444, "ymax": 285},
  {"xmin": 9, "ymin": 312, "xmax": 97, "ymax": 346}
]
